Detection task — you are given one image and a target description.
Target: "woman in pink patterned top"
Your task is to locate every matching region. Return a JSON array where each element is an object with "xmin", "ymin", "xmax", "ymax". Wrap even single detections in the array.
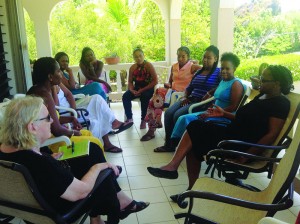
[{"xmin": 140, "ymin": 46, "xmax": 201, "ymax": 141}]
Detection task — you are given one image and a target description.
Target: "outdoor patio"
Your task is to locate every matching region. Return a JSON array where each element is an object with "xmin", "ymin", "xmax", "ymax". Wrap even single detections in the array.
[{"xmin": 7, "ymin": 97, "xmax": 300, "ymax": 224}]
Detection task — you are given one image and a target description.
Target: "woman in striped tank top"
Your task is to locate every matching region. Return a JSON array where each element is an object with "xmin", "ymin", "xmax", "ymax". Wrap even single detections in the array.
[{"xmin": 154, "ymin": 45, "xmax": 221, "ymax": 152}]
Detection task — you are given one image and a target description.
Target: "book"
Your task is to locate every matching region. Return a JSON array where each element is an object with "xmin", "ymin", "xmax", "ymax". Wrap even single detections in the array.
[{"xmin": 58, "ymin": 140, "xmax": 90, "ymax": 160}]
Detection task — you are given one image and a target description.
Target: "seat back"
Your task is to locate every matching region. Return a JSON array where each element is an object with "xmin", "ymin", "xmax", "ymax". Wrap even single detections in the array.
[
  {"xmin": 0, "ymin": 160, "xmax": 59, "ymax": 224},
  {"xmin": 206, "ymin": 91, "xmax": 300, "ymax": 183},
  {"xmin": 237, "ymin": 84, "xmax": 251, "ymax": 109},
  {"xmin": 265, "ymin": 117, "xmax": 300, "ymax": 206},
  {"xmin": 261, "ymin": 92, "xmax": 300, "ymax": 159},
  {"xmin": 0, "ymin": 160, "xmax": 112, "ymax": 224},
  {"xmin": 184, "ymin": 123, "xmax": 300, "ymax": 224}
]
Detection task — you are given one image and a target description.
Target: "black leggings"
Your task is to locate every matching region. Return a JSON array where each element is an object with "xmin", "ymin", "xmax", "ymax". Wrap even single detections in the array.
[{"xmin": 68, "ymin": 143, "xmax": 121, "ymax": 223}]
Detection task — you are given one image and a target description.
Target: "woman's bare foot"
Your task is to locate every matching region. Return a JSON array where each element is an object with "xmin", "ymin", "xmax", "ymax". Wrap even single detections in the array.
[{"xmin": 112, "ymin": 119, "xmax": 123, "ymax": 130}]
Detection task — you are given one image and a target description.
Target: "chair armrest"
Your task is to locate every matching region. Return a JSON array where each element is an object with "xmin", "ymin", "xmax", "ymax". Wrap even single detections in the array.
[
  {"xmin": 217, "ymin": 140, "xmax": 288, "ymax": 150},
  {"xmin": 188, "ymin": 96, "xmax": 215, "ymax": 113},
  {"xmin": 73, "ymin": 94, "xmax": 85, "ymax": 99},
  {"xmin": 170, "ymin": 92, "xmax": 185, "ymax": 106},
  {"xmin": 62, "ymin": 169, "xmax": 113, "ymax": 222},
  {"xmin": 41, "ymin": 136, "xmax": 71, "ymax": 147},
  {"xmin": 206, "ymin": 149, "xmax": 282, "ymax": 163},
  {"xmin": 55, "ymin": 106, "xmax": 78, "ymax": 119},
  {"xmin": 177, "ymin": 188, "xmax": 293, "ymax": 211},
  {"xmin": 75, "ymin": 108, "xmax": 89, "ymax": 117}
]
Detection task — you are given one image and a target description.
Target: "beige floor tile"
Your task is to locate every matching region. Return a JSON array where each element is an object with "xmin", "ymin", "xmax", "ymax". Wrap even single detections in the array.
[
  {"xmin": 163, "ymin": 185, "xmax": 189, "ymax": 201},
  {"xmin": 118, "ymin": 177, "xmax": 130, "ymax": 190},
  {"xmin": 120, "ymin": 140, "xmax": 144, "ymax": 148},
  {"xmin": 122, "ymin": 146, "xmax": 147, "ymax": 156},
  {"xmin": 154, "ymin": 221, "xmax": 179, "ymax": 224},
  {"xmin": 105, "ymin": 152, "xmax": 123, "ymax": 158},
  {"xmin": 132, "ymin": 187, "xmax": 169, "ymax": 203},
  {"xmin": 148, "ymin": 153, "xmax": 174, "ymax": 164},
  {"xmin": 126, "ymin": 164, "xmax": 153, "ymax": 176},
  {"xmin": 124, "ymin": 155, "xmax": 151, "ymax": 166},
  {"xmin": 118, "ymin": 132, "xmax": 141, "ymax": 140},
  {"xmin": 128, "ymin": 175, "xmax": 161, "ymax": 189},
  {"xmin": 293, "ymin": 192, "xmax": 300, "ymax": 206},
  {"xmin": 273, "ymin": 209, "xmax": 297, "ymax": 223},
  {"xmin": 142, "ymin": 139, "xmax": 166, "ymax": 147},
  {"xmin": 119, "ymin": 214, "xmax": 139, "ymax": 224},
  {"xmin": 106, "ymin": 157, "xmax": 125, "ymax": 167},
  {"xmin": 136, "ymin": 202, "xmax": 177, "ymax": 224},
  {"xmin": 289, "ymin": 205, "xmax": 300, "ymax": 216},
  {"xmin": 159, "ymin": 172, "xmax": 189, "ymax": 187}
]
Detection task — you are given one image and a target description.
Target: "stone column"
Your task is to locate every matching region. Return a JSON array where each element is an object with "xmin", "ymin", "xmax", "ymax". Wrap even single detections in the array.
[
  {"xmin": 210, "ymin": 0, "xmax": 235, "ymax": 55},
  {"xmin": 22, "ymin": 0, "xmax": 61, "ymax": 57}
]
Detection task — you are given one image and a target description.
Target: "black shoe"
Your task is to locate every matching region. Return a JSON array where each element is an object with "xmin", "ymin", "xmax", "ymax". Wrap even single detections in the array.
[
  {"xmin": 147, "ymin": 167, "xmax": 178, "ymax": 179},
  {"xmin": 170, "ymin": 194, "xmax": 179, "ymax": 202},
  {"xmin": 170, "ymin": 193, "xmax": 188, "ymax": 208},
  {"xmin": 120, "ymin": 200, "xmax": 150, "ymax": 219}
]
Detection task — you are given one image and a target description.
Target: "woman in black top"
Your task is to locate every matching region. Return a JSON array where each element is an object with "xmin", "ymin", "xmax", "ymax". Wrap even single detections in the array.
[
  {"xmin": 0, "ymin": 96, "xmax": 149, "ymax": 224},
  {"xmin": 147, "ymin": 65, "xmax": 293, "ymax": 192}
]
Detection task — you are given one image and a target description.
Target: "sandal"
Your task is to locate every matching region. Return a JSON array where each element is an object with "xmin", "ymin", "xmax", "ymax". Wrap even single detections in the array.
[
  {"xmin": 114, "ymin": 122, "xmax": 133, "ymax": 134},
  {"xmin": 104, "ymin": 146, "xmax": 123, "ymax": 153},
  {"xmin": 154, "ymin": 145, "xmax": 175, "ymax": 153},
  {"xmin": 140, "ymin": 133, "xmax": 155, "ymax": 141},
  {"xmin": 119, "ymin": 200, "xmax": 150, "ymax": 220}
]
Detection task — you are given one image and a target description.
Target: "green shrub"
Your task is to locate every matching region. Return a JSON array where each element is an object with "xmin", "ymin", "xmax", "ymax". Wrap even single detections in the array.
[{"xmin": 235, "ymin": 53, "xmax": 300, "ymax": 82}]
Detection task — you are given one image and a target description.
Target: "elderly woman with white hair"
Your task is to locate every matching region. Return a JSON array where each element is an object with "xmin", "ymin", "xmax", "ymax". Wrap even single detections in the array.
[{"xmin": 0, "ymin": 96, "xmax": 149, "ymax": 224}]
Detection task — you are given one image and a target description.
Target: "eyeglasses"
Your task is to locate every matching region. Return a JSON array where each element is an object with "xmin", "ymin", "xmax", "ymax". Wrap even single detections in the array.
[
  {"xmin": 35, "ymin": 114, "xmax": 51, "ymax": 122},
  {"xmin": 260, "ymin": 79, "xmax": 275, "ymax": 83}
]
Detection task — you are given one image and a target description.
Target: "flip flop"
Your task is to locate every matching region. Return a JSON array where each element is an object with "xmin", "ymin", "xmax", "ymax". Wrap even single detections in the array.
[
  {"xmin": 119, "ymin": 200, "xmax": 150, "ymax": 220},
  {"xmin": 140, "ymin": 133, "xmax": 155, "ymax": 141},
  {"xmin": 114, "ymin": 122, "xmax": 133, "ymax": 134},
  {"xmin": 153, "ymin": 145, "xmax": 175, "ymax": 153},
  {"xmin": 104, "ymin": 146, "xmax": 123, "ymax": 153}
]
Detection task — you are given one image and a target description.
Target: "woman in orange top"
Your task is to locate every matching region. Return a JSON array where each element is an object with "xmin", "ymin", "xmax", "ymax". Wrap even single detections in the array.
[
  {"xmin": 140, "ymin": 46, "xmax": 201, "ymax": 141},
  {"xmin": 165, "ymin": 47, "xmax": 201, "ymax": 92}
]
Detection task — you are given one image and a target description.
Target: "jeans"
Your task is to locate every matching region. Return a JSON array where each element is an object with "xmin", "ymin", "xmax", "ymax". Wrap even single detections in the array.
[
  {"xmin": 122, "ymin": 88, "xmax": 154, "ymax": 120},
  {"xmin": 164, "ymin": 101, "xmax": 208, "ymax": 146},
  {"xmin": 164, "ymin": 101, "xmax": 192, "ymax": 146}
]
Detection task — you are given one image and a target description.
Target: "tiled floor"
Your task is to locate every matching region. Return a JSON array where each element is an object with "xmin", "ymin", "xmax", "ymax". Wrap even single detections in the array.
[{"xmin": 9, "ymin": 101, "xmax": 300, "ymax": 224}]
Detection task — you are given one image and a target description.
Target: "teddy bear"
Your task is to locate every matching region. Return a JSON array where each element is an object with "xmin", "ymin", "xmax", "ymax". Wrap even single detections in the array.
[{"xmin": 144, "ymin": 87, "xmax": 167, "ymax": 129}]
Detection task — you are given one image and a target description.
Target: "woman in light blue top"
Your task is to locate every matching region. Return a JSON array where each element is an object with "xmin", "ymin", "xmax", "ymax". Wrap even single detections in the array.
[
  {"xmin": 55, "ymin": 52, "xmax": 107, "ymax": 100},
  {"xmin": 171, "ymin": 52, "xmax": 244, "ymax": 145}
]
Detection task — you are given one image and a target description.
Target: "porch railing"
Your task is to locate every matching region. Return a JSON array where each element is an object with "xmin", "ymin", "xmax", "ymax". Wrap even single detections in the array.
[{"xmin": 70, "ymin": 61, "xmax": 171, "ymax": 101}]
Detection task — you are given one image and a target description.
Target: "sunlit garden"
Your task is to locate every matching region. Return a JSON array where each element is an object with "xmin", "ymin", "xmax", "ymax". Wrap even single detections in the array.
[{"xmin": 24, "ymin": 0, "xmax": 300, "ymax": 80}]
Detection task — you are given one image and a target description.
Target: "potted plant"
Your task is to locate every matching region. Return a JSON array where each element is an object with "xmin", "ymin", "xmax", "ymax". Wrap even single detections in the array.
[{"xmin": 104, "ymin": 53, "xmax": 120, "ymax": 65}]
